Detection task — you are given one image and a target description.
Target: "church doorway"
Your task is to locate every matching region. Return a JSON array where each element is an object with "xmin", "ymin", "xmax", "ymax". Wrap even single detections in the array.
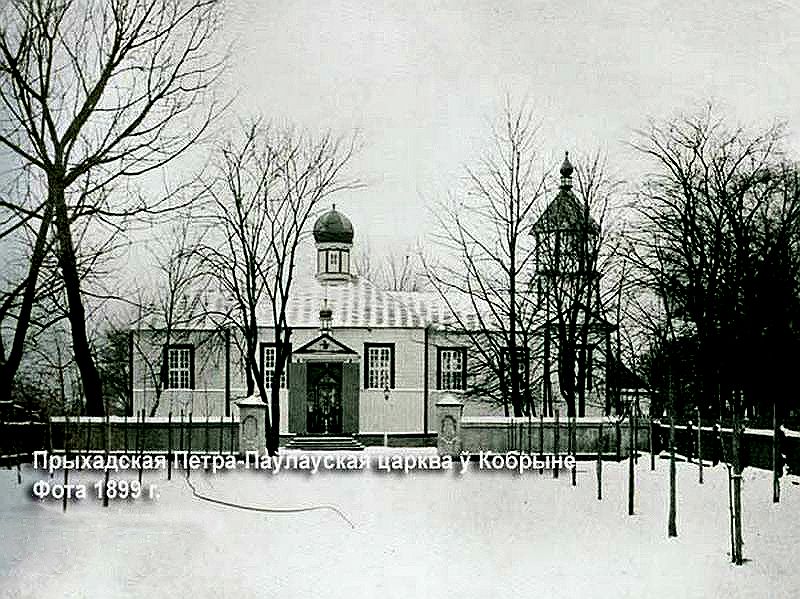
[{"xmin": 306, "ymin": 362, "xmax": 343, "ymax": 434}]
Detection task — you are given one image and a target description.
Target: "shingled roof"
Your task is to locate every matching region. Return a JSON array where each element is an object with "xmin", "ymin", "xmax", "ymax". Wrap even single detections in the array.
[{"xmin": 257, "ymin": 275, "xmax": 452, "ymax": 329}]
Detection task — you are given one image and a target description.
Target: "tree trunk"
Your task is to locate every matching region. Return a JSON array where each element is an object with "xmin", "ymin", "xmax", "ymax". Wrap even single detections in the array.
[
  {"xmin": 668, "ymin": 412, "xmax": 677, "ymax": 537},
  {"xmin": 628, "ymin": 405, "xmax": 635, "ymax": 515},
  {"xmin": 51, "ymin": 181, "xmax": 104, "ymax": 416},
  {"xmin": 773, "ymin": 402, "xmax": 780, "ymax": 503},
  {"xmin": 731, "ymin": 409, "xmax": 743, "ymax": 564},
  {"xmin": 0, "ymin": 201, "xmax": 55, "ymax": 402}
]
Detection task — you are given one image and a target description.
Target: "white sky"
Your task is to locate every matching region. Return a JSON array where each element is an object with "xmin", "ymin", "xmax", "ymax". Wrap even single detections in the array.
[{"xmin": 212, "ymin": 0, "xmax": 800, "ymax": 251}]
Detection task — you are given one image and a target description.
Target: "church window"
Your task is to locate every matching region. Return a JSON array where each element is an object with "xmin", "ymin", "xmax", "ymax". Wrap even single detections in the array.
[
  {"xmin": 164, "ymin": 345, "xmax": 194, "ymax": 389},
  {"xmin": 327, "ymin": 250, "xmax": 340, "ymax": 273},
  {"xmin": 365, "ymin": 343, "xmax": 395, "ymax": 389},
  {"xmin": 437, "ymin": 347, "xmax": 466, "ymax": 390},
  {"xmin": 261, "ymin": 343, "xmax": 288, "ymax": 389}
]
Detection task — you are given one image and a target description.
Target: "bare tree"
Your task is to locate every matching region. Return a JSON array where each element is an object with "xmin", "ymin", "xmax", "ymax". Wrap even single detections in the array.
[
  {"xmin": 0, "ymin": 0, "xmax": 224, "ymax": 414},
  {"xmin": 0, "ymin": 176, "xmax": 57, "ymax": 402},
  {"xmin": 131, "ymin": 215, "xmax": 208, "ymax": 417},
  {"xmin": 630, "ymin": 104, "xmax": 800, "ymax": 563},
  {"xmin": 355, "ymin": 240, "xmax": 427, "ymax": 291},
  {"xmin": 424, "ymin": 101, "xmax": 550, "ymax": 417},
  {"xmin": 200, "ymin": 120, "xmax": 360, "ymax": 454}
]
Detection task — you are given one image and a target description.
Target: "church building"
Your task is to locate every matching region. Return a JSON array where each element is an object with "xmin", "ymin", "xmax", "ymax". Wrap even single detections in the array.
[{"xmin": 130, "ymin": 154, "xmax": 632, "ymax": 445}]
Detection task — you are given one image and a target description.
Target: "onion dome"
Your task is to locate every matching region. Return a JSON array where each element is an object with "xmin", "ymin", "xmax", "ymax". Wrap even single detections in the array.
[{"xmin": 313, "ymin": 205, "xmax": 354, "ymax": 244}]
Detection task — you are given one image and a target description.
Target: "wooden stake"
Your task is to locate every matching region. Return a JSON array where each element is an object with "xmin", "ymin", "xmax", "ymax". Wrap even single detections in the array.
[
  {"xmin": 553, "ymin": 409, "xmax": 560, "ymax": 479},
  {"xmin": 138, "ymin": 409, "xmax": 144, "ymax": 485},
  {"xmin": 219, "ymin": 412, "xmax": 224, "ymax": 454},
  {"xmin": 668, "ymin": 413, "xmax": 677, "ymax": 537},
  {"xmin": 102, "ymin": 411, "xmax": 110, "ymax": 508},
  {"xmin": 596, "ymin": 421, "xmax": 603, "ymax": 500},
  {"xmin": 697, "ymin": 408, "xmax": 703, "ymax": 485},
  {"xmin": 773, "ymin": 403, "xmax": 780, "ymax": 503},
  {"xmin": 628, "ymin": 405, "xmax": 635, "ymax": 515},
  {"xmin": 187, "ymin": 412, "xmax": 193, "ymax": 479},
  {"xmin": 539, "ymin": 412, "xmax": 544, "ymax": 474},
  {"xmin": 650, "ymin": 419, "xmax": 655, "ymax": 471},
  {"xmin": 167, "ymin": 411, "xmax": 173, "ymax": 481},
  {"xmin": 229, "ymin": 411, "xmax": 235, "ymax": 455},
  {"xmin": 63, "ymin": 414, "xmax": 70, "ymax": 513},
  {"xmin": 570, "ymin": 416, "xmax": 576, "ymax": 487}
]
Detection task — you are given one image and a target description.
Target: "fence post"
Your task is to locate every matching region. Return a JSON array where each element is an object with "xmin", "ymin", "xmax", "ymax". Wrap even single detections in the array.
[
  {"xmin": 47, "ymin": 415, "xmax": 53, "ymax": 479},
  {"xmin": 628, "ymin": 407, "xmax": 635, "ymax": 515},
  {"xmin": 75, "ymin": 412, "xmax": 81, "ymax": 459},
  {"xmin": 187, "ymin": 412, "xmax": 193, "ymax": 479},
  {"xmin": 103, "ymin": 411, "xmax": 111, "ymax": 508},
  {"xmin": 85, "ymin": 415, "xmax": 92, "ymax": 454},
  {"xmin": 634, "ymin": 397, "xmax": 639, "ymax": 464},
  {"xmin": 167, "ymin": 411, "xmax": 173, "ymax": 481},
  {"xmin": 597, "ymin": 421, "xmax": 603, "ymax": 500},
  {"xmin": 63, "ymin": 413, "xmax": 70, "ymax": 513},
  {"xmin": 773, "ymin": 403, "xmax": 780, "ymax": 503},
  {"xmin": 553, "ymin": 409, "xmax": 560, "ymax": 479},
  {"xmin": 650, "ymin": 419, "xmax": 655, "ymax": 471},
  {"xmin": 0, "ymin": 411, "xmax": 5, "ymax": 470},
  {"xmin": 229, "ymin": 412, "xmax": 235, "ymax": 455},
  {"xmin": 219, "ymin": 413, "xmax": 224, "ymax": 454},
  {"xmin": 14, "ymin": 415, "xmax": 22, "ymax": 484},
  {"xmin": 138, "ymin": 409, "xmax": 144, "ymax": 485},
  {"xmin": 571, "ymin": 416, "xmax": 577, "ymax": 487},
  {"xmin": 697, "ymin": 408, "xmax": 703, "ymax": 485},
  {"xmin": 539, "ymin": 412, "xmax": 544, "ymax": 474}
]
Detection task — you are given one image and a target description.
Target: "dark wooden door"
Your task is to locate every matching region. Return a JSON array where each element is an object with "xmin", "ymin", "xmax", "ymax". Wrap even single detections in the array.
[
  {"xmin": 341, "ymin": 362, "xmax": 359, "ymax": 434},
  {"xmin": 288, "ymin": 362, "xmax": 306, "ymax": 434}
]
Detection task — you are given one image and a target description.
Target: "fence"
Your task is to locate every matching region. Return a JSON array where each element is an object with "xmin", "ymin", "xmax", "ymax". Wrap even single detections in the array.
[
  {"xmin": 47, "ymin": 415, "xmax": 240, "ymax": 454},
  {"xmin": 457, "ymin": 416, "xmax": 652, "ymax": 459},
  {"xmin": 652, "ymin": 422, "xmax": 800, "ymax": 475}
]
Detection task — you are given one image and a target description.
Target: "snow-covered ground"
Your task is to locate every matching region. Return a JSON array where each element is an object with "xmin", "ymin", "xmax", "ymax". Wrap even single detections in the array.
[{"xmin": 1, "ymin": 451, "xmax": 798, "ymax": 598}]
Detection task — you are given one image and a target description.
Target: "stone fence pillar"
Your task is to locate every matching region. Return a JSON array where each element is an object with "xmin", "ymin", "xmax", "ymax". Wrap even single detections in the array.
[
  {"xmin": 236, "ymin": 395, "xmax": 267, "ymax": 455},
  {"xmin": 436, "ymin": 395, "xmax": 464, "ymax": 456}
]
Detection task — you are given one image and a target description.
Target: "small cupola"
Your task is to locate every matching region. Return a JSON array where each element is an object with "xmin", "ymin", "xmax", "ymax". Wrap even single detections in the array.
[
  {"xmin": 313, "ymin": 205, "xmax": 353, "ymax": 283},
  {"xmin": 559, "ymin": 151, "xmax": 574, "ymax": 189}
]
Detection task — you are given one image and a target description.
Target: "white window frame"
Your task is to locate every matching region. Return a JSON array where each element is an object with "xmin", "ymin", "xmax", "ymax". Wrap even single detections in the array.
[
  {"xmin": 167, "ymin": 346, "xmax": 192, "ymax": 390},
  {"xmin": 365, "ymin": 344, "xmax": 394, "ymax": 389},
  {"xmin": 262, "ymin": 344, "xmax": 287, "ymax": 389},
  {"xmin": 438, "ymin": 347, "xmax": 466, "ymax": 391}
]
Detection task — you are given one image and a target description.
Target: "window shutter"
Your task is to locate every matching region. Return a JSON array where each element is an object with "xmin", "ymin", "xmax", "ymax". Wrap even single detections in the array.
[
  {"xmin": 461, "ymin": 348, "xmax": 467, "ymax": 390},
  {"xmin": 363, "ymin": 344, "xmax": 369, "ymax": 388},
  {"xmin": 285, "ymin": 343, "xmax": 292, "ymax": 386},
  {"xmin": 436, "ymin": 348, "xmax": 442, "ymax": 390},
  {"xmin": 161, "ymin": 345, "xmax": 169, "ymax": 389},
  {"xmin": 390, "ymin": 344, "xmax": 395, "ymax": 389},
  {"xmin": 189, "ymin": 346, "xmax": 195, "ymax": 390}
]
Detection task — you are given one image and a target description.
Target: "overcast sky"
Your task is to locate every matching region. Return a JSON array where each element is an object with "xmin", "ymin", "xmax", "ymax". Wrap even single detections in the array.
[{"xmin": 214, "ymin": 0, "xmax": 800, "ymax": 251}]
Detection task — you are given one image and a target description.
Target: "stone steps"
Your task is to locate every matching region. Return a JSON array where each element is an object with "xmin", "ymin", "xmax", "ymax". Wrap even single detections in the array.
[{"xmin": 286, "ymin": 435, "xmax": 365, "ymax": 451}]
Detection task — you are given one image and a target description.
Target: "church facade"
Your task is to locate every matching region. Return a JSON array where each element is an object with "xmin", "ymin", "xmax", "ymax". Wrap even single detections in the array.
[
  {"xmin": 129, "ymin": 205, "xmax": 472, "ymax": 440},
  {"xmin": 129, "ymin": 154, "xmax": 632, "ymax": 443}
]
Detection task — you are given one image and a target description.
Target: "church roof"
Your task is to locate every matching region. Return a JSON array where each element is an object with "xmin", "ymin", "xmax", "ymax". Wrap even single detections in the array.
[
  {"xmin": 257, "ymin": 275, "xmax": 445, "ymax": 329},
  {"xmin": 531, "ymin": 188, "xmax": 600, "ymax": 235}
]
